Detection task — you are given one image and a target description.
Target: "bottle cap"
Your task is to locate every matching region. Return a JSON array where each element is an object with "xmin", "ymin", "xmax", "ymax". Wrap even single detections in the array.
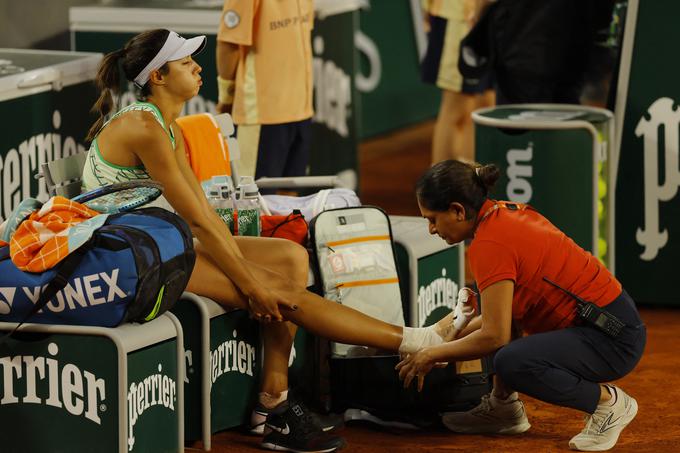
[
  {"xmin": 217, "ymin": 184, "xmax": 232, "ymax": 198},
  {"xmin": 238, "ymin": 176, "xmax": 259, "ymax": 199},
  {"xmin": 211, "ymin": 175, "xmax": 234, "ymax": 191}
]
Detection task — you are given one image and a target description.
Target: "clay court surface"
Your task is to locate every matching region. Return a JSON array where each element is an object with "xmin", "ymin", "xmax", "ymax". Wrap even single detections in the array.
[
  {"xmin": 191, "ymin": 122, "xmax": 680, "ymax": 452},
  {"xmin": 192, "ymin": 306, "xmax": 678, "ymax": 452}
]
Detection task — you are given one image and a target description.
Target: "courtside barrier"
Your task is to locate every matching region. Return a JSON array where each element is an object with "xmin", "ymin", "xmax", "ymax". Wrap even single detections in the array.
[
  {"xmin": 0, "ymin": 313, "xmax": 184, "ymax": 453},
  {"xmin": 172, "ymin": 293, "xmax": 260, "ymax": 450},
  {"xmin": 473, "ymin": 104, "xmax": 614, "ymax": 268}
]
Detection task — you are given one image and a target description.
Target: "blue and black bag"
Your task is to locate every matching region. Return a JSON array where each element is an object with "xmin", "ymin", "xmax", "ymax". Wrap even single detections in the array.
[{"xmin": 0, "ymin": 207, "xmax": 195, "ymax": 328}]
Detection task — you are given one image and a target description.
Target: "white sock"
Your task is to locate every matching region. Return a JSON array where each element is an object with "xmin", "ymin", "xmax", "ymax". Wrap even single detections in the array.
[
  {"xmin": 602, "ymin": 386, "xmax": 617, "ymax": 406},
  {"xmin": 259, "ymin": 389, "xmax": 288, "ymax": 410},
  {"xmin": 399, "ymin": 325, "xmax": 445, "ymax": 354}
]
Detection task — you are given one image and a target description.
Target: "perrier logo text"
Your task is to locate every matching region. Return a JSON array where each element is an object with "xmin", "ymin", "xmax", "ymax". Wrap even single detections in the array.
[
  {"xmin": 127, "ymin": 363, "xmax": 177, "ymax": 451},
  {"xmin": 634, "ymin": 97, "xmax": 680, "ymax": 261},
  {"xmin": 0, "ymin": 342, "xmax": 106, "ymax": 423},
  {"xmin": 417, "ymin": 268, "xmax": 459, "ymax": 326}
]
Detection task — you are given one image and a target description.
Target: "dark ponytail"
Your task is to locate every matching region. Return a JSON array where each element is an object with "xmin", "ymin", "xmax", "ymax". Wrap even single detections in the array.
[
  {"xmin": 86, "ymin": 49, "xmax": 124, "ymax": 141},
  {"xmin": 416, "ymin": 160, "xmax": 500, "ymax": 218},
  {"xmin": 86, "ymin": 29, "xmax": 171, "ymax": 142},
  {"xmin": 476, "ymin": 164, "xmax": 501, "ymax": 195}
]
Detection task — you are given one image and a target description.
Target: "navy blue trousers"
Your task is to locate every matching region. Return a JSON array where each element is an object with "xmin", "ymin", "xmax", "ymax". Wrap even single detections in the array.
[
  {"xmin": 254, "ymin": 119, "xmax": 312, "ymax": 181},
  {"xmin": 493, "ymin": 291, "xmax": 646, "ymax": 414}
]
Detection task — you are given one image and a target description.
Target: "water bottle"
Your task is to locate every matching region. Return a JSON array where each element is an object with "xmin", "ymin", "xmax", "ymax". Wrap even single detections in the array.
[
  {"xmin": 216, "ymin": 183, "xmax": 236, "ymax": 234},
  {"xmin": 236, "ymin": 176, "xmax": 261, "ymax": 236},
  {"xmin": 207, "ymin": 187, "xmax": 220, "ymax": 211}
]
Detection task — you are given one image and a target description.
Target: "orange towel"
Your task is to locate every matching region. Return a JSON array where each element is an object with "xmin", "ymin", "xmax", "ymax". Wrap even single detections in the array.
[
  {"xmin": 4, "ymin": 197, "xmax": 103, "ymax": 273},
  {"xmin": 176, "ymin": 113, "xmax": 230, "ymax": 183}
]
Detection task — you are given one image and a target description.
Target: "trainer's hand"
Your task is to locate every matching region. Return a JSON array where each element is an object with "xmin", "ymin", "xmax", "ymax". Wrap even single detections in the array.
[
  {"xmin": 248, "ymin": 287, "xmax": 297, "ymax": 323},
  {"xmin": 453, "ymin": 287, "xmax": 478, "ymax": 331},
  {"xmin": 396, "ymin": 347, "xmax": 436, "ymax": 392}
]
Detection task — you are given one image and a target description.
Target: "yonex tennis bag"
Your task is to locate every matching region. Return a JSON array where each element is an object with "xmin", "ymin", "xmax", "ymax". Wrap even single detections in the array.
[{"xmin": 0, "ymin": 207, "xmax": 195, "ymax": 327}]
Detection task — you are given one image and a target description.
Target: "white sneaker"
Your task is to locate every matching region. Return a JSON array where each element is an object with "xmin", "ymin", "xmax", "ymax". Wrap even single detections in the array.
[
  {"xmin": 441, "ymin": 392, "xmax": 531, "ymax": 434},
  {"xmin": 569, "ymin": 386, "xmax": 638, "ymax": 451}
]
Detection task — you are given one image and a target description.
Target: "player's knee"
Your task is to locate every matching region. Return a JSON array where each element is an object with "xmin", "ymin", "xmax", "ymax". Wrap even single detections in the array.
[{"xmin": 282, "ymin": 240, "xmax": 310, "ymax": 281}]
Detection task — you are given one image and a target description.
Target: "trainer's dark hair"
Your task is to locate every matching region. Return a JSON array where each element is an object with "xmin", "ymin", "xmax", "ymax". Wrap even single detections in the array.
[
  {"xmin": 86, "ymin": 29, "xmax": 171, "ymax": 141},
  {"xmin": 416, "ymin": 160, "xmax": 500, "ymax": 219}
]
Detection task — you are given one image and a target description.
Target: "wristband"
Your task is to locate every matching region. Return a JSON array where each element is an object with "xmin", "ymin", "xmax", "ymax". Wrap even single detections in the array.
[{"xmin": 217, "ymin": 76, "xmax": 236, "ymax": 104}]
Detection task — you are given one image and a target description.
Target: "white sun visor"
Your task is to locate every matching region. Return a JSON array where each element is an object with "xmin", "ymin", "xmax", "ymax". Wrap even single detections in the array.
[{"xmin": 133, "ymin": 31, "xmax": 206, "ymax": 88}]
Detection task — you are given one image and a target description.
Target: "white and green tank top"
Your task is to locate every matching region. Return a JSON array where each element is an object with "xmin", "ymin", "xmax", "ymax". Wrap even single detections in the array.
[{"xmin": 82, "ymin": 101, "xmax": 176, "ymax": 191}]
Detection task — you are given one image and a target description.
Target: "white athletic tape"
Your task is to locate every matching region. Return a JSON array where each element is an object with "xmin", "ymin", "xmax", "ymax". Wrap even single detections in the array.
[
  {"xmin": 453, "ymin": 287, "xmax": 477, "ymax": 330},
  {"xmin": 399, "ymin": 325, "xmax": 444, "ymax": 354}
]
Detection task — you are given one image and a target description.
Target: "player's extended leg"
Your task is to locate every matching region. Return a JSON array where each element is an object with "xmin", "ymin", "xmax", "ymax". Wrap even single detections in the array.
[
  {"xmin": 185, "ymin": 237, "xmax": 444, "ymax": 353},
  {"xmin": 186, "ymin": 237, "xmax": 345, "ymax": 449},
  {"xmin": 235, "ymin": 236, "xmax": 307, "ymax": 397}
]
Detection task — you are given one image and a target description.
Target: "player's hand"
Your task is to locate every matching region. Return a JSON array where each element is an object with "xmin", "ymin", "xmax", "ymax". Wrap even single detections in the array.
[
  {"xmin": 247, "ymin": 286, "xmax": 297, "ymax": 323},
  {"xmin": 396, "ymin": 347, "xmax": 436, "ymax": 392}
]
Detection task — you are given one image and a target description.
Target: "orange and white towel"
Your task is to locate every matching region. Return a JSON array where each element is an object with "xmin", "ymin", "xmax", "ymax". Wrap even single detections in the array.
[
  {"xmin": 176, "ymin": 113, "xmax": 231, "ymax": 183},
  {"xmin": 0, "ymin": 196, "xmax": 107, "ymax": 273}
]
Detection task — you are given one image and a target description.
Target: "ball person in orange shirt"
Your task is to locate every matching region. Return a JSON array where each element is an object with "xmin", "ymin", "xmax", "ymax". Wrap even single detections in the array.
[{"xmin": 397, "ymin": 160, "xmax": 646, "ymax": 452}]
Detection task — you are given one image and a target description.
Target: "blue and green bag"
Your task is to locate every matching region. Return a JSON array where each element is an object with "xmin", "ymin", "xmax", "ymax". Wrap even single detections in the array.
[{"xmin": 0, "ymin": 207, "xmax": 195, "ymax": 328}]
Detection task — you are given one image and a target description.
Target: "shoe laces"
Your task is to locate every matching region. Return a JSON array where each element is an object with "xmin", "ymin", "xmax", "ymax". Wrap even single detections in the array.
[
  {"xmin": 289, "ymin": 400, "xmax": 321, "ymax": 435},
  {"xmin": 580, "ymin": 407, "xmax": 609, "ymax": 436},
  {"xmin": 472, "ymin": 394, "xmax": 493, "ymax": 414}
]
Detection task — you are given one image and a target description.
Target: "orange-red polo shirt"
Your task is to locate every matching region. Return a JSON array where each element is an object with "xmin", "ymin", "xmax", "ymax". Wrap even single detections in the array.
[{"xmin": 469, "ymin": 199, "xmax": 622, "ymax": 334}]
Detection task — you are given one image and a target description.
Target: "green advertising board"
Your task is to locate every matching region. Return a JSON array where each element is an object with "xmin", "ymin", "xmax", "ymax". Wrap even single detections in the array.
[
  {"xmin": 168, "ymin": 296, "xmax": 205, "ymax": 443},
  {"xmin": 172, "ymin": 292, "xmax": 318, "ymax": 448},
  {"xmin": 415, "ymin": 249, "xmax": 463, "ymax": 327},
  {"xmin": 126, "ymin": 338, "xmax": 182, "ymax": 453},
  {"xmin": 473, "ymin": 105, "xmax": 614, "ymax": 266},
  {"xmin": 0, "ymin": 49, "xmax": 100, "ymax": 223},
  {"xmin": 0, "ymin": 314, "xmax": 184, "ymax": 453},
  {"xmin": 0, "ymin": 334, "xmax": 118, "ymax": 453},
  {"xmin": 390, "ymin": 215, "xmax": 464, "ymax": 328},
  {"xmin": 357, "ymin": 0, "xmax": 440, "ymax": 138},
  {"xmin": 613, "ymin": 0, "xmax": 680, "ymax": 305},
  {"xmin": 171, "ymin": 294, "xmax": 260, "ymax": 450},
  {"xmin": 309, "ymin": 8, "xmax": 359, "ymax": 177},
  {"xmin": 208, "ymin": 309, "xmax": 260, "ymax": 431}
]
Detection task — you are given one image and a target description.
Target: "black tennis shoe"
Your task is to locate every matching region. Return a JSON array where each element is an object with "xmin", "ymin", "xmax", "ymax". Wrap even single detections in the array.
[
  {"xmin": 262, "ymin": 400, "xmax": 345, "ymax": 452},
  {"xmin": 251, "ymin": 400, "xmax": 344, "ymax": 435}
]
